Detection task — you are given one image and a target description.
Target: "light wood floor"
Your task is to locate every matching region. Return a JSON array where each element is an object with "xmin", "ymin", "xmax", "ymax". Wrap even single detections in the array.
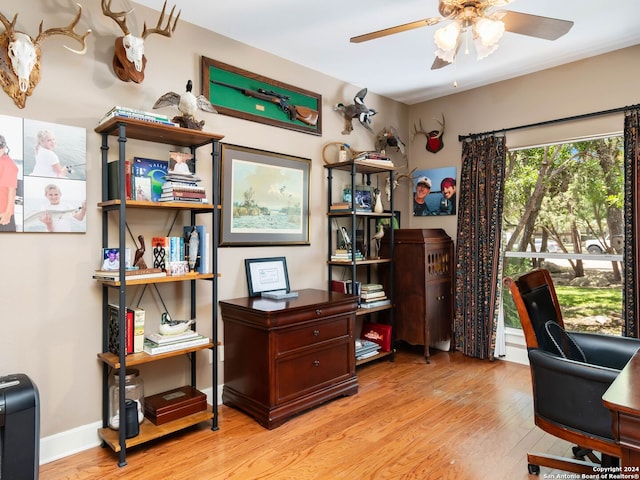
[{"xmin": 40, "ymin": 347, "xmax": 579, "ymax": 480}]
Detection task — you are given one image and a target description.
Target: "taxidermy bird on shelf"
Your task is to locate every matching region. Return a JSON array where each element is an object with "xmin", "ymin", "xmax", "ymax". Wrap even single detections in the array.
[
  {"xmin": 375, "ymin": 126, "xmax": 406, "ymax": 156},
  {"xmin": 153, "ymin": 80, "xmax": 217, "ymax": 130},
  {"xmin": 334, "ymin": 87, "xmax": 377, "ymax": 135},
  {"xmin": 371, "ymin": 223, "xmax": 385, "ymax": 259}
]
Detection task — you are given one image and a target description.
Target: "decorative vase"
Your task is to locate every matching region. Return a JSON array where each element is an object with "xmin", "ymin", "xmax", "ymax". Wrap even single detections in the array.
[{"xmin": 373, "ymin": 189, "xmax": 384, "ymax": 213}]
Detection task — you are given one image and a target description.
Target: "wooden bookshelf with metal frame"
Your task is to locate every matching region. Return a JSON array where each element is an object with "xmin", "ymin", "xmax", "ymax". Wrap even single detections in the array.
[{"xmin": 94, "ymin": 117, "xmax": 223, "ymax": 466}]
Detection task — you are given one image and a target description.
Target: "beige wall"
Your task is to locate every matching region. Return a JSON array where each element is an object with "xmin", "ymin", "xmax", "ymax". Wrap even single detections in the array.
[
  {"xmin": 1, "ymin": 0, "xmax": 639, "ymax": 458},
  {"xmin": 406, "ymin": 44, "xmax": 640, "ymax": 239},
  {"xmin": 0, "ymin": 1, "xmax": 406, "ymax": 444}
]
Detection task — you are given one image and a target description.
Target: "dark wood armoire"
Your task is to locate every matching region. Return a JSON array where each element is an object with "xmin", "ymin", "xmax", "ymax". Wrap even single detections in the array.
[{"xmin": 380, "ymin": 228, "xmax": 454, "ymax": 362}]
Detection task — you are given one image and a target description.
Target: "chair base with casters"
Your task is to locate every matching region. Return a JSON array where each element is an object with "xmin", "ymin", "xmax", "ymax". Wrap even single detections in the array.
[{"xmin": 504, "ymin": 269, "xmax": 640, "ymax": 476}]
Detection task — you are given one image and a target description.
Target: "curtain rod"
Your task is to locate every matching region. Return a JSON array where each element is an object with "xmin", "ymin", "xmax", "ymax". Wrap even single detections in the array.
[{"xmin": 458, "ymin": 103, "xmax": 640, "ymax": 142}]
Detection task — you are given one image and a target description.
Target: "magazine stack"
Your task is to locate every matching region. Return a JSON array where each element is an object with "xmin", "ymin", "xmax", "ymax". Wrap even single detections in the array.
[{"xmin": 159, "ymin": 172, "xmax": 207, "ymax": 203}]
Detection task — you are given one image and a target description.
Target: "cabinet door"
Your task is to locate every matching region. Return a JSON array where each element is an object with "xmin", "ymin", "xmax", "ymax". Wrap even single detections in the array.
[{"xmin": 426, "ymin": 281, "xmax": 453, "ymax": 344}]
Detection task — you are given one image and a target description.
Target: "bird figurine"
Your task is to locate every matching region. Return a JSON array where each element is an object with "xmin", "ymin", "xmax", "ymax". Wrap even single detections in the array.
[
  {"xmin": 153, "ymin": 80, "xmax": 217, "ymax": 130},
  {"xmin": 334, "ymin": 87, "xmax": 377, "ymax": 135},
  {"xmin": 371, "ymin": 223, "xmax": 385, "ymax": 258},
  {"xmin": 375, "ymin": 126, "xmax": 406, "ymax": 156},
  {"xmin": 159, "ymin": 312, "xmax": 192, "ymax": 336}
]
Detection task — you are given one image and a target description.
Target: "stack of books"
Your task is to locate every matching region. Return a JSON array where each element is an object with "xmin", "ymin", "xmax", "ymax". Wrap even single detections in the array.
[
  {"xmin": 143, "ymin": 329, "xmax": 210, "ymax": 355},
  {"xmin": 99, "ymin": 106, "xmax": 179, "ymax": 127},
  {"xmin": 329, "ymin": 202, "xmax": 351, "ymax": 212},
  {"xmin": 331, "ymin": 249, "xmax": 364, "ymax": 262},
  {"xmin": 352, "ymin": 151, "xmax": 394, "ymax": 167},
  {"xmin": 93, "ymin": 268, "xmax": 167, "ymax": 281},
  {"xmin": 360, "ymin": 283, "xmax": 391, "ymax": 309},
  {"xmin": 159, "ymin": 172, "xmax": 207, "ymax": 203},
  {"xmin": 355, "ymin": 339, "xmax": 381, "ymax": 360}
]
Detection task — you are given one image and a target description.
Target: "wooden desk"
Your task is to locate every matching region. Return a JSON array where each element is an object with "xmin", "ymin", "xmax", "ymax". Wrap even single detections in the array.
[
  {"xmin": 603, "ymin": 351, "xmax": 640, "ymax": 467},
  {"xmin": 219, "ymin": 289, "xmax": 358, "ymax": 429}
]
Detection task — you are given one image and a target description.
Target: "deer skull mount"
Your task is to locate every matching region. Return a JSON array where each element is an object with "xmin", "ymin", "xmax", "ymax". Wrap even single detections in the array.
[
  {"xmin": 413, "ymin": 115, "xmax": 445, "ymax": 153},
  {"xmin": 102, "ymin": 0, "xmax": 180, "ymax": 84},
  {"xmin": 0, "ymin": 4, "xmax": 90, "ymax": 109}
]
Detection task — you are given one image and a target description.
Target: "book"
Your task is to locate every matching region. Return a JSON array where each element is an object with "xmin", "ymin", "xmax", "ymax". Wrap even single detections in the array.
[
  {"xmin": 182, "ymin": 225, "xmax": 207, "ymax": 274},
  {"xmin": 107, "ymin": 304, "xmax": 134, "ymax": 355},
  {"xmin": 128, "ymin": 307, "xmax": 145, "ymax": 353},
  {"xmin": 359, "ymin": 299, "xmax": 391, "ymax": 309},
  {"xmin": 151, "ymin": 237, "xmax": 169, "ymax": 270},
  {"xmin": 101, "ymin": 105, "xmax": 171, "ymax": 122},
  {"xmin": 107, "ymin": 159, "xmax": 132, "ymax": 200},
  {"xmin": 145, "ymin": 330, "xmax": 200, "ymax": 345},
  {"xmin": 93, "ymin": 269, "xmax": 167, "ymax": 281},
  {"xmin": 331, "ymin": 279, "xmax": 348, "ymax": 293},
  {"xmin": 98, "ymin": 111, "xmax": 179, "ymax": 127},
  {"xmin": 143, "ymin": 335, "xmax": 210, "ymax": 355},
  {"xmin": 361, "ymin": 290, "xmax": 387, "ymax": 300},
  {"xmin": 133, "ymin": 157, "xmax": 169, "ymax": 202}
]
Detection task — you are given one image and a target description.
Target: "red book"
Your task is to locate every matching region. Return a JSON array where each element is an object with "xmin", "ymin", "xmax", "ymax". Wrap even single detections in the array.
[{"xmin": 126, "ymin": 309, "xmax": 134, "ymax": 354}]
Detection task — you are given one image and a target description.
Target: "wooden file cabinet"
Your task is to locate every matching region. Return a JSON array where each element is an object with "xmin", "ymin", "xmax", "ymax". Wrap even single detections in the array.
[
  {"xmin": 381, "ymin": 228, "xmax": 454, "ymax": 362},
  {"xmin": 219, "ymin": 289, "xmax": 358, "ymax": 429}
]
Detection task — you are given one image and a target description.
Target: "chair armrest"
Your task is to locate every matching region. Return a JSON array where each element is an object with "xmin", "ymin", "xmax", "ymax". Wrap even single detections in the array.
[
  {"xmin": 570, "ymin": 332, "xmax": 640, "ymax": 370},
  {"xmin": 528, "ymin": 348, "xmax": 619, "ymax": 440}
]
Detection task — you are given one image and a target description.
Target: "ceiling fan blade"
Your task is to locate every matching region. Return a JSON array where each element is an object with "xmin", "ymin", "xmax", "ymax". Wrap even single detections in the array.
[
  {"xmin": 431, "ymin": 56, "xmax": 452, "ymax": 70},
  {"xmin": 501, "ymin": 11, "xmax": 574, "ymax": 41},
  {"xmin": 350, "ymin": 17, "xmax": 442, "ymax": 43}
]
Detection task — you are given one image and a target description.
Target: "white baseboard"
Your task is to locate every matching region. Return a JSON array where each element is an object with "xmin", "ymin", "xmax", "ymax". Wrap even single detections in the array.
[{"xmin": 39, "ymin": 385, "xmax": 222, "ymax": 465}]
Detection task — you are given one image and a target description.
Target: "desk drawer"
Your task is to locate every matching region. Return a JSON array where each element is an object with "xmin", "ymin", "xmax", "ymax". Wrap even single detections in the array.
[
  {"xmin": 276, "ymin": 342, "xmax": 352, "ymax": 402},
  {"xmin": 271, "ymin": 302, "xmax": 356, "ymax": 327},
  {"xmin": 276, "ymin": 316, "xmax": 351, "ymax": 354}
]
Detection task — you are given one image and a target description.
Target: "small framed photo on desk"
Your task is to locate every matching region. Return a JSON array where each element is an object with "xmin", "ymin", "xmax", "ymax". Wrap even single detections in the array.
[{"xmin": 245, "ymin": 256, "xmax": 294, "ymax": 298}]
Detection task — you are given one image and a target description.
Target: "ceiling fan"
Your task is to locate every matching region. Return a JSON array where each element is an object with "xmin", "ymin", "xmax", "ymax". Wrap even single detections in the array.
[{"xmin": 350, "ymin": 0, "xmax": 574, "ymax": 70}]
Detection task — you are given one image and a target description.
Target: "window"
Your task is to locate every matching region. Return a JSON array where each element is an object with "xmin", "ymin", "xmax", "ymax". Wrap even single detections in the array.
[{"xmin": 502, "ymin": 135, "xmax": 624, "ymax": 336}]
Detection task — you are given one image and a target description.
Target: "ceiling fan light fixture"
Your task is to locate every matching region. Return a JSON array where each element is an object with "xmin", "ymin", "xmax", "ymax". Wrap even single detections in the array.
[
  {"xmin": 474, "ymin": 17, "xmax": 505, "ymax": 46},
  {"xmin": 473, "ymin": 36, "xmax": 500, "ymax": 60},
  {"xmin": 434, "ymin": 21, "xmax": 461, "ymax": 51}
]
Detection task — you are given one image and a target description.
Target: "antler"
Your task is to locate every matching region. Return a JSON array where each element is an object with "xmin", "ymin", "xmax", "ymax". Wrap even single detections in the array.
[
  {"xmin": 35, "ymin": 3, "xmax": 91, "ymax": 54},
  {"xmin": 0, "ymin": 12, "xmax": 18, "ymax": 36},
  {"xmin": 142, "ymin": 1, "xmax": 180, "ymax": 39},
  {"xmin": 101, "ymin": 0, "xmax": 132, "ymax": 36},
  {"xmin": 395, "ymin": 168, "xmax": 417, "ymax": 184},
  {"xmin": 412, "ymin": 119, "xmax": 430, "ymax": 141}
]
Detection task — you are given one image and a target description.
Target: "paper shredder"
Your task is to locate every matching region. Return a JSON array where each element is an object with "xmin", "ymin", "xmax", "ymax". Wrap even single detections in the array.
[{"xmin": 0, "ymin": 373, "xmax": 40, "ymax": 480}]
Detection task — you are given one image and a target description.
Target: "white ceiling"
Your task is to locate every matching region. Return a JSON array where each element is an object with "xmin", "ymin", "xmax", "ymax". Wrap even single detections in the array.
[{"xmin": 133, "ymin": 0, "xmax": 640, "ymax": 105}]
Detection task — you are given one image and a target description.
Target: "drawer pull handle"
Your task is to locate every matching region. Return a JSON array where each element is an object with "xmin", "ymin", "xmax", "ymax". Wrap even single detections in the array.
[
  {"xmin": 313, "ymin": 329, "xmax": 320, "ymax": 336},
  {"xmin": 313, "ymin": 360, "xmax": 320, "ymax": 367},
  {"xmin": 315, "ymin": 309, "xmax": 322, "ymax": 316}
]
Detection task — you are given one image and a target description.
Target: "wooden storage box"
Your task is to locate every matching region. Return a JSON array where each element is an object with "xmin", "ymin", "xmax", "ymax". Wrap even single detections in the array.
[{"xmin": 144, "ymin": 386, "xmax": 207, "ymax": 425}]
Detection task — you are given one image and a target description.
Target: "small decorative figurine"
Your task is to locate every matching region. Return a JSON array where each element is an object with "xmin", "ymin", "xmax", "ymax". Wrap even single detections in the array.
[
  {"xmin": 153, "ymin": 80, "xmax": 217, "ymax": 130},
  {"xmin": 187, "ymin": 226, "xmax": 199, "ymax": 272},
  {"xmin": 371, "ymin": 223, "xmax": 385, "ymax": 259},
  {"xmin": 334, "ymin": 87, "xmax": 377, "ymax": 135},
  {"xmin": 133, "ymin": 235, "xmax": 148, "ymax": 269},
  {"xmin": 373, "ymin": 188, "xmax": 384, "ymax": 214},
  {"xmin": 159, "ymin": 312, "xmax": 191, "ymax": 336}
]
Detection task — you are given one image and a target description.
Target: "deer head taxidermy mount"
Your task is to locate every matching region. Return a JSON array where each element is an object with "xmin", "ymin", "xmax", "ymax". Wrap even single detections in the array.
[
  {"xmin": 0, "ymin": 3, "xmax": 91, "ymax": 109},
  {"xmin": 412, "ymin": 114, "xmax": 445, "ymax": 153},
  {"xmin": 102, "ymin": 0, "xmax": 180, "ymax": 84}
]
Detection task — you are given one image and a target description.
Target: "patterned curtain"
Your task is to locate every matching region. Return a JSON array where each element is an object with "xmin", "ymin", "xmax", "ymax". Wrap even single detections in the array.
[
  {"xmin": 453, "ymin": 135, "xmax": 507, "ymax": 359},
  {"xmin": 623, "ymin": 108, "xmax": 640, "ymax": 338}
]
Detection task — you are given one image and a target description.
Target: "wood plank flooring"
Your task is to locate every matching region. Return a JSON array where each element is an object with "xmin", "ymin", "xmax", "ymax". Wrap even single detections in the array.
[{"xmin": 39, "ymin": 347, "xmax": 582, "ymax": 479}]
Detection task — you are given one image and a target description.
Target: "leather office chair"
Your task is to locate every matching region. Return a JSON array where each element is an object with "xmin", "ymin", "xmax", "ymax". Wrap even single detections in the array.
[{"xmin": 504, "ymin": 268, "xmax": 640, "ymax": 475}]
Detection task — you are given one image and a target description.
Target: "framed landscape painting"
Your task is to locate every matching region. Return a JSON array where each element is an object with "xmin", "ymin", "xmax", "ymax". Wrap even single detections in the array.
[{"xmin": 220, "ymin": 144, "xmax": 310, "ymax": 246}]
